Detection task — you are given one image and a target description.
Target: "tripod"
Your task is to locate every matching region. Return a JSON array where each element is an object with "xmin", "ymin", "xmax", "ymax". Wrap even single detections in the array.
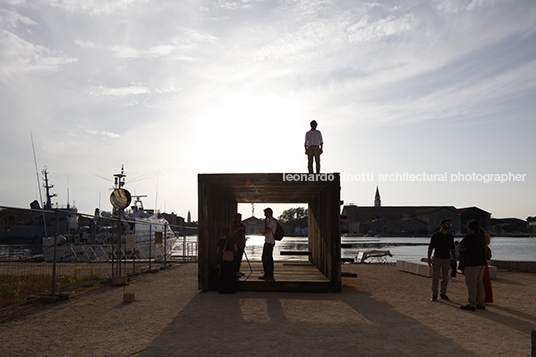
[{"xmin": 243, "ymin": 247, "xmax": 253, "ymax": 273}]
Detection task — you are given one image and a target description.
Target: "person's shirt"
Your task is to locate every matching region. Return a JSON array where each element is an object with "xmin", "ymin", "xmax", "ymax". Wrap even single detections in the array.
[
  {"xmin": 428, "ymin": 231, "xmax": 454, "ymax": 259},
  {"xmin": 460, "ymin": 232, "xmax": 487, "ymax": 266},
  {"xmin": 265, "ymin": 218, "xmax": 277, "ymax": 244},
  {"xmin": 232, "ymin": 223, "xmax": 246, "ymax": 245},
  {"xmin": 217, "ymin": 237, "xmax": 236, "ymax": 253},
  {"xmin": 454, "ymin": 244, "xmax": 460, "ymax": 260},
  {"xmin": 305, "ymin": 130, "xmax": 323, "ymax": 148}
]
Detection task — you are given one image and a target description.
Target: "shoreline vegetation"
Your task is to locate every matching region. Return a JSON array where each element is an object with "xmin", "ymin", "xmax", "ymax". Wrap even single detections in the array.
[{"xmin": 0, "ymin": 263, "xmax": 534, "ymax": 356}]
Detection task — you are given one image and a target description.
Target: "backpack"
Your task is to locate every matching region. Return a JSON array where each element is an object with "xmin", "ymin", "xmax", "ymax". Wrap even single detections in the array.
[{"xmin": 273, "ymin": 220, "xmax": 285, "ymax": 241}]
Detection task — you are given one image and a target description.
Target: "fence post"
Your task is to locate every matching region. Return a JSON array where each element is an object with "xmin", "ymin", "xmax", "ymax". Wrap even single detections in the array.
[
  {"xmin": 51, "ymin": 209, "xmax": 59, "ymax": 296},
  {"xmin": 183, "ymin": 235, "xmax": 186, "ymax": 263},
  {"xmin": 163, "ymin": 224, "xmax": 167, "ymax": 269},
  {"xmin": 149, "ymin": 224, "xmax": 152, "ymax": 270}
]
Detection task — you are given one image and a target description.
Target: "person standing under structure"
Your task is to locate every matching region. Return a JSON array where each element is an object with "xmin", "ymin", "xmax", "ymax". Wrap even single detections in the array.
[
  {"xmin": 232, "ymin": 213, "xmax": 246, "ymax": 278},
  {"xmin": 259, "ymin": 208, "xmax": 276, "ymax": 281}
]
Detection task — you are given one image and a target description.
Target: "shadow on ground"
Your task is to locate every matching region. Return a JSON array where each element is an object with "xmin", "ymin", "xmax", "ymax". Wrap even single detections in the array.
[{"xmin": 137, "ymin": 285, "xmax": 480, "ymax": 357}]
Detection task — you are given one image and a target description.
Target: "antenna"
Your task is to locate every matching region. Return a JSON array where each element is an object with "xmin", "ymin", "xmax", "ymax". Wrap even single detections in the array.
[
  {"xmin": 155, "ymin": 169, "xmax": 159, "ymax": 212},
  {"xmin": 30, "ymin": 132, "xmax": 48, "ymax": 237}
]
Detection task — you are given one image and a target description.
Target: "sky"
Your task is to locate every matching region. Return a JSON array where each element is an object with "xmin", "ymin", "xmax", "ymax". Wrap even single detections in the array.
[{"xmin": 1, "ymin": 0, "xmax": 535, "ymax": 222}]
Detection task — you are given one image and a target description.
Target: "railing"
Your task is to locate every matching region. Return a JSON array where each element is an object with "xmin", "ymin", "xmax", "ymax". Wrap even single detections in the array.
[{"xmin": 0, "ymin": 204, "xmax": 198, "ymax": 311}]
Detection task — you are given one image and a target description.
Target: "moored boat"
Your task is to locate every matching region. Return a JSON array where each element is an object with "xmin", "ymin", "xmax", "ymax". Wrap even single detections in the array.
[{"xmin": 42, "ymin": 167, "xmax": 178, "ymax": 262}]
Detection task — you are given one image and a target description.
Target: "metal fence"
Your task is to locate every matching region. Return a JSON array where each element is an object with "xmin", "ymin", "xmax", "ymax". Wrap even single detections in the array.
[{"xmin": 0, "ymin": 205, "xmax": 198, "ymax": 311}]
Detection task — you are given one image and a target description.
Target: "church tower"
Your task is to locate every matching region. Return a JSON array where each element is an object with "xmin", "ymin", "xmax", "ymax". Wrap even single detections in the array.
[{"xmin": 374, "ymin": 186, "xmax": 381, "ymax": 207}]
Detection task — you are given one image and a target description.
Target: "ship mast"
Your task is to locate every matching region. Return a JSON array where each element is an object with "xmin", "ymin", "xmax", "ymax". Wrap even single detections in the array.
[{"xmin": 42, "ymin": 168, "xmax": 57, "ymax": 210}]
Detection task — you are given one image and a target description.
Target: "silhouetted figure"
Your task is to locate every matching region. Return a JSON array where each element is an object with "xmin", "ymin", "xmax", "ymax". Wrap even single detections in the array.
[
  {"xmin": 304, "ymin": 120, "xmax": 323, "ymax": 173},
  {"xmin": 427, "ymin": 219, "xmax": 456, "ymax": 301},
  {"xmin": 216, "ymin": 228, "xmax": 237, "ymax": 294},
  {"xmin": 259, "ymin": 208, "xmax": 276, "ymax": 281},
  {"xmin": 232, "ymin": 213, "xmax": 246, "ymax": 277},
  {"xmin": 459, "ymin": 220, "xmax": 487, "ymax": 311}
]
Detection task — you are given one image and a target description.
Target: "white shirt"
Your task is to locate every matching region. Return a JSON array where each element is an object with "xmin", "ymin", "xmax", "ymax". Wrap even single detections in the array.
[
  {"xmin": 265, "ymin": 218, "xmax": 277, "ymax": 244},
  {"xmin": 305, "ymin": 130, "xmax": 323, "ymax": 147}
]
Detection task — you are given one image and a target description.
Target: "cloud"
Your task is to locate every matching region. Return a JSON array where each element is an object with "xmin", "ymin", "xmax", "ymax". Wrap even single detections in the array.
[
  {"xmin": 74, "ymin": 39, "xmax": 98, "ymax": 49},
  {"xmin": 217, "ymin": 0, "xmax": 258, "ymax": 10},
  {"xmin": 86, "ymin": 84, "xmax": 151, "ymax": 98},
  {"xmin": 436, "ymin": 0, "xmax": 498, "ymax": 13},
  {"xmin": 41, "ymin": 0, "xmax": 150, "ymax": 16},
  {"xmin": 347, "ymin": 13, "xmax": 416, "ymax": 43},
  {"xmin": 0, "ymin": 8, "xmax": 36, "ymax": 28},
  {"xmin": 86, "ymin": 129, "xmax": 121, "ymax": 138},
  {"xmin": 0, "ymin": 30, "xmax": 78, "ymax": 75}
]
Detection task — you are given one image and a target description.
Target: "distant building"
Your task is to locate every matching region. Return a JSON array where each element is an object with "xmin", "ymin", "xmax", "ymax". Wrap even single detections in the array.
[
  {"xmin": 161, "ymin": 212, "xmax": 197, "ymax": 235},
  {"xmin": 242, "ymin": 216, "xmax": 264, "ymax": 235},
  {"xmin": 341, "ymin": 188, "xmax": 491, "ymax": 236},
  {"xmin": 490, "ymin": 218, "xmax": 528, "ymax": 234},
  {"xmin": 374, "ymin": 186, "xmax": 381, "ymax": 207},
  {"xmin": 528, "ymin": 217, "xmax": 536, "ymax": 233}
]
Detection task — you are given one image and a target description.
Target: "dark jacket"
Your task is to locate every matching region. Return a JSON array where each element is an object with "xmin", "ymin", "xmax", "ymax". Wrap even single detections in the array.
[{"xmin": 460, "ymin": 232, "xmax": 487, "ymax": 267}]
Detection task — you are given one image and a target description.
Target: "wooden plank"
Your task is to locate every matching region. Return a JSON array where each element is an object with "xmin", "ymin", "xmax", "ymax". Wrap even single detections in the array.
[
  {"xmin": 235, "ymin": 261, "xmax": 334, "ymax": 292},
  {"xmin": 239, "ymin": 261, "xmax": 329, "ymax": 282}
]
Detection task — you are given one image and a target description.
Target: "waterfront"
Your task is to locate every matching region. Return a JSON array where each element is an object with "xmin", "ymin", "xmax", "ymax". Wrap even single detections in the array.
[
  {"xmin": 240, "ymin": 236, "xmax": 536, "ymax": 263},
  {"xmin": 176, "ymin": 235, "xmax": 535, "ymax": 263},
  {"xmin": 2, "ymin": 236, "xmax": 534, "ymax": 263}
]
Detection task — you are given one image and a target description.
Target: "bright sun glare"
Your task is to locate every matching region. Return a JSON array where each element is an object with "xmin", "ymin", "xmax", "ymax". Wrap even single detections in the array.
[{"xmin": 191, "ymin": 92, "xmax": 306, "ymax": 172}]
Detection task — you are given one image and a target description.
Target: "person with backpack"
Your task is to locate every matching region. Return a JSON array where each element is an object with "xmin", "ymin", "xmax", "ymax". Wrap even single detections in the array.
[{"xmin": 259, "ymin": 207, "xmax": 277, "ymax": 281}]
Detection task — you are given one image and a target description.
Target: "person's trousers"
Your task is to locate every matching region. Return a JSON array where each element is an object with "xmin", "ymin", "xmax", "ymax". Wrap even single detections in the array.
[
  {"xmin": 307, "ymin": 146, "xmax": 321, "ymax": 173},
  {"xmin": 235, "ymin": 244, "xmax": 245, "ymax": 272},
  {"xmin": 432, "ymin": 257, "xmax": 451, "ymax": 296},
  {"xmin": 464, "ymin": 265, "xmax": 486, "ymax": 307},
  {"xmin": 261, "ymin": 243, "xmax": 275, "ymax": 278}
]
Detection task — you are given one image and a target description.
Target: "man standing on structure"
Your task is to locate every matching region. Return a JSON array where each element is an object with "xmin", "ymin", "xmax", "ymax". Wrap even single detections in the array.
[
  {"xmin": 259, "ymin": 208, "xmax": 277, "ymax": 281},
  {"xmin": 304, "ymin": 120, "xmax": 323, "ymax": 173},
  {"xmin": 427, "ymin": 219, "xmax": 456, "ymax": 301}
]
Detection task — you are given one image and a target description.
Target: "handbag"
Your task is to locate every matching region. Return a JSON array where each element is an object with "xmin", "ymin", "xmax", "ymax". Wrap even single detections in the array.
[
  {"xmin": 222, "ymin": 240, "xmax": 234, "ymax": 262},
  {"xmin": 485, "ymin": 247, "xmax": 492, "ymax": 260}
]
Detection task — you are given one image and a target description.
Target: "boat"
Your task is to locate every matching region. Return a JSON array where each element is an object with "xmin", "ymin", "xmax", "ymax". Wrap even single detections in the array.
[
  {"xmin": 510, "ymin": 232, "xmax": 529, "ymax": 237},
  {"xmin": 42, "ymin": 167, "xmax": 178, "ymax": 262},
  {"xmin": 0, "ymin": 168, "xmax": 78, "ymax": 244},
  {"xmin": 355, "ymin": 249, "xmax": 393, "ymax": 263}
]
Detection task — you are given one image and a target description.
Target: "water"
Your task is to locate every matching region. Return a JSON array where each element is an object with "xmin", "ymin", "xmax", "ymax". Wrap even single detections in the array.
[
  {"xmin": 236, "ymin": 235, "xmax": 536, "ymax": 263},
  {"xmin": 2, "ymin": 236, "xmax": 535, "ymax": 263},
  {"xmin": 488, "ymin": 237, "xmax": 536, "ymax": 261},
  {"xmin": 0, "ymin": 243, "xmax": 42, "ymax": 260}
]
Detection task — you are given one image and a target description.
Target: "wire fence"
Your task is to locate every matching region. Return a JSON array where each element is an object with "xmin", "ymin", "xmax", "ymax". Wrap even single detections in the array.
[{"xmin": 0, "ymin": 205, "xmax": 198, "ymax": 311}]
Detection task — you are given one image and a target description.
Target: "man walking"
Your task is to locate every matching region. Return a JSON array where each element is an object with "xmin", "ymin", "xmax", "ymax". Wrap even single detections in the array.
[
  {"xmin": 427, "ymin": 219, "xmax": 456, "ymax": 301},
  {"xmin": 304, "ymin": 120, "xmax": 323, "ymax": 173},
  {"xmin": 259, "ymin": 208, "xmax": 277, "ymax": 281}
]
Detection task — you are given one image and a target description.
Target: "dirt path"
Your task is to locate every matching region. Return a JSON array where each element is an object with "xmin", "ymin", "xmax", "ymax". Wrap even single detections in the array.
[{"xmin": 1, "ymin": 263, "xmax": 534, "ymax": 356}]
